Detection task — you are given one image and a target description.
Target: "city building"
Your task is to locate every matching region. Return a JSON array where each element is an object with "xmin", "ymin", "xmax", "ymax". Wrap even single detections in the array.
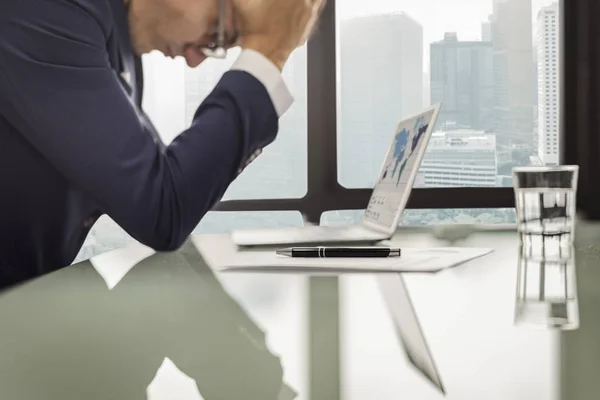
[
  {"xmin": 184, "ymin": 60, "xmax": 224, "ymax": 127},
  {"xmin": 430, "ymin": 32, "xmax": 494, "ymax": 132},
  {"xmin": 490, "ymin": 0, "xmax": 535, "ymax": 148},
  {"xmin": 536, "ymin": 3, "xmax": 560, "ymax": 165},
  {"xmin": 482, "ymin": 15, "xmax": 493, "ymax": 41},
  {"xmin": 141, "ymin": 53, "xmax": 186, "ymax": 145},
  {"xmin": 417, "ymin": 130, "xmax": 498, "ymax": 187},
  {"xmin": 423, "ymin": 72, "xmax": 431, "ymax": 108},
  {"xmin": 339, "ymin": 13, "xmax": 423, "ymax": 188},
  {"xmin": 182, "ymin": 48, "xmax": 308, "ymax": 204}
]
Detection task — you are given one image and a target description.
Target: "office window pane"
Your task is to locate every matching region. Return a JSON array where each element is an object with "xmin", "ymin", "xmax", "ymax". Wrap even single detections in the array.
[
  {"xmin": 142, "ymin": 48, "xmax": 307, "ymax": 200},
  {"xmin": 77, "ymin": 47, "xmax": 307, "ymax": 261},
  {"xmin": 74, "ymin": 212, "xmax": 303, "ymax": 263},
  {"xmin": 73, "ymin": 216, "xmax": 136, "ymax": 263},
  {"xmin": 321, "ymin": 209, "xmax": 516, "ymax": 226},
  {"xmin": 336, "ymin": 0, "xmax": 561, "ymax": 191}
]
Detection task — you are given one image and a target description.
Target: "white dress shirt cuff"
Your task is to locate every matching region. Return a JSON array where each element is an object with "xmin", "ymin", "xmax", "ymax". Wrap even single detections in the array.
[{"xmin": 231, "ymin": 49, "xmax": 294, "ymax": 117}]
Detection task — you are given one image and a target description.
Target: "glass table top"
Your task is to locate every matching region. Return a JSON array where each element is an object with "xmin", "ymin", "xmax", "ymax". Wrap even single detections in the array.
[{"xmin": 0, "ymin": 222, "xmax": 598, "ymax": 400}]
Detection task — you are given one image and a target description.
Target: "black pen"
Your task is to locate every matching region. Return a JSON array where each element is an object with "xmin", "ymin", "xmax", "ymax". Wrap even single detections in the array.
[{"xmin": 276, "ymin": 246, "xmax": 401, "ymax": 258}]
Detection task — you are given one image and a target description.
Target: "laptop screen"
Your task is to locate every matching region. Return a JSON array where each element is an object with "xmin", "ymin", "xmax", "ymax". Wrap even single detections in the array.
[{"xmin": 362, "ymin": 104, "xmax": 441, "ymax": 232}]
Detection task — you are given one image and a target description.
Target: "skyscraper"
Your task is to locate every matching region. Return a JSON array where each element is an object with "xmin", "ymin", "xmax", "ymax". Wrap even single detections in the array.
[
  {"xmin": 180, "ymin": 49, "xmax": 308, "ymax": 203},
  {"xmin": 430, "ymin": 33, "xmax": 494, "ymax": 132},
  {"xmin": 490, "ymin": 0, "xmax": 534, "ymax": 148},
  {"xmin": 536, "ymin": 3, "xmax": 560, "ymax": 166},
  {"xmin": 417, "ymin": 130, "xmax": 498, "ymax": 187},
  {"xmin": 184, "ymin": 60, "xmax": 224, "ymax": 127},
  {"xmin": 222, "ymin": 47, "xmax": 308, "ymax": 200},
  {"xmin": 481, "ymin": 15, "xmax": 493, "ymax": 41},
  {"xmin": 142, "ymin": 53, "xmax": 186, "ymax": 145},
  {"xmin": 339, "ymin": 13, "xmax": 423, "ymax": 188}
]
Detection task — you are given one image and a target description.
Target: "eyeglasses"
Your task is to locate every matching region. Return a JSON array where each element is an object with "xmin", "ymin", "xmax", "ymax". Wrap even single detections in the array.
[{"xmin": 199, "ymin": 0, "xmax": 239, "ymax": 59}]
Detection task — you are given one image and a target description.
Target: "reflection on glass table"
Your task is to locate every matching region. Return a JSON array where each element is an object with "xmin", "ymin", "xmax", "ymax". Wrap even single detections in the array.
[
  {"xmin": 377, "ymin": 274, "xmax": 445, "ymax": 394},
  {"xmin": 7, "ymin": 223, "xmax": 600, "ymax": 399},
  {"xmin": 515, "ymin": 236, "xmax": 579, "ymax": 330},
  {"xmin": 0, "ymin": 241, "xmax": 295, "ymax": 400}
]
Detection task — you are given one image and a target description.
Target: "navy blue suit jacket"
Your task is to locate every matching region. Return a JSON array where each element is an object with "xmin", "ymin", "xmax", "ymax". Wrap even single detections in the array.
[{"xmin": 0, "ymin": 0, "xmax": 279, "ymax": 287}]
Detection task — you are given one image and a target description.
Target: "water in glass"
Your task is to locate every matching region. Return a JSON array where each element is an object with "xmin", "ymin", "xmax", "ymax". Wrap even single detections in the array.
[{"xmin": 513, "ymin": 166, "xmax": 578, "ymax": 237}]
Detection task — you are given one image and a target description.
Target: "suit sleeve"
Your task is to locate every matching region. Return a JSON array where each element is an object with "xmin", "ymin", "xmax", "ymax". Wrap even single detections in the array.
[{"xmin": 0, "ymin": 0, "xmax": 280, "ymax": 251}]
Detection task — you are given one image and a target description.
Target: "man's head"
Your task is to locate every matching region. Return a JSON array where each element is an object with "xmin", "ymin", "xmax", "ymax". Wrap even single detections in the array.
[{"xmin": 127, "ymin": 0, "xmax": 238, "ymax": 67}]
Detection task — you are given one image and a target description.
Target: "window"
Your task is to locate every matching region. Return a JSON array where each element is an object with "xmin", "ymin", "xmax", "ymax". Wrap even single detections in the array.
[
  {"xmin": 142, "ymin": 48, "xmax": 308, "ymax": 201},
  {"xmin": 75, "ymin": 0, "xmax": 562, "ymax": 261},
  {"xmin": 334, "ymin": 0, "xmax": 560, "ymax": 226},
  {"xmin": 322, "ymin": 208, "xmax": 516, "ymax": 227}
]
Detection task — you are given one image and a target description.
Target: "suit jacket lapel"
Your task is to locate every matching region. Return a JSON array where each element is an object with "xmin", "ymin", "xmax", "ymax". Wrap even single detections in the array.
[
  {"xmin": 107, "ymin": 0, "xmax": 165, "ymax": 150},
  {"xmin": 107, "ymin": 0, "xmax": 142, "ymax": 108}
]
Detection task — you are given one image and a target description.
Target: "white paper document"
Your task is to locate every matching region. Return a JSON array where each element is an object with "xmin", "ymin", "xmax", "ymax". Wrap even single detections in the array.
[{"xmin": 192, "ymin": 235, "xmax": 493, "ymax": 273}]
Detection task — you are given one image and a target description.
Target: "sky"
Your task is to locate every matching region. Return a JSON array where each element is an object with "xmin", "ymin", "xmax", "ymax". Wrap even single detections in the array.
[
  {"xmin": 142, "ymin": 0, "xmax": 560, "ymax": 143},
  {"xmin": 339, "ymin": 0, "xmax": 559, "ymax": 44}
]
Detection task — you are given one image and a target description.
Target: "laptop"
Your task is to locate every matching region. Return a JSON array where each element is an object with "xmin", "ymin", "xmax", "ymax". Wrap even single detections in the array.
[
  {"xmin": 377, "ymin": 274, "xmax": 445, "ymax": 394},
  {"xmin": 230, "ymin": 103, "xmax": 442, "ymax": 247}
]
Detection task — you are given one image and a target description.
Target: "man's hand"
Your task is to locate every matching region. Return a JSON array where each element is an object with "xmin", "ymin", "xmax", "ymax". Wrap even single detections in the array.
[{"xmin": 232, "ymin": 0, "xmax": 326, "ymax": 71}]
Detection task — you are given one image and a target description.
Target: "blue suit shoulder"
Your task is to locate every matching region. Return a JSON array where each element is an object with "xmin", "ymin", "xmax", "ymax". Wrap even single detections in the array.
[
  {"xmin": 0, "ymin": 0, "xmax": 113, "ymax": 40},
  {"xmin": 0, "ymin": 0, "xmax": 280, "ymax": 257}
]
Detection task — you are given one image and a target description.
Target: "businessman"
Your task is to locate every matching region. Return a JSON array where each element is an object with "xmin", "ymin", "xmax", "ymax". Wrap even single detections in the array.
[{"xmin": 0, "ymin": 0, "xmax": 323, "ymax": 288}]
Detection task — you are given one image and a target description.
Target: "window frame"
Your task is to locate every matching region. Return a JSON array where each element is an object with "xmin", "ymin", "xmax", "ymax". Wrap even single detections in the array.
[
  {"xmin": 561, "ymin": 0, "xmax": 599, "ymax": 219},
  {"xmin": 215, "ymin": 0, "xmax": 533, "ymax": 224}
]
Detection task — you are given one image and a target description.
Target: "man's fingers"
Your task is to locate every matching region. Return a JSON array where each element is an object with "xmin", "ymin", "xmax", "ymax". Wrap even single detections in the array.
[
  {"xmin": 311, "ymin": 0, "xmax": 326, "ymax": 21},
  {"xmin": 317, "ymin": 0, "xmax": 326, "ymax": 19},
  {"xmin": 307, "ymin": 0, "xmax": 324, "ymax": 8},
  {"xmin": 307, "ymin": 0, "xmax": 324, "ymax": 10}
]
